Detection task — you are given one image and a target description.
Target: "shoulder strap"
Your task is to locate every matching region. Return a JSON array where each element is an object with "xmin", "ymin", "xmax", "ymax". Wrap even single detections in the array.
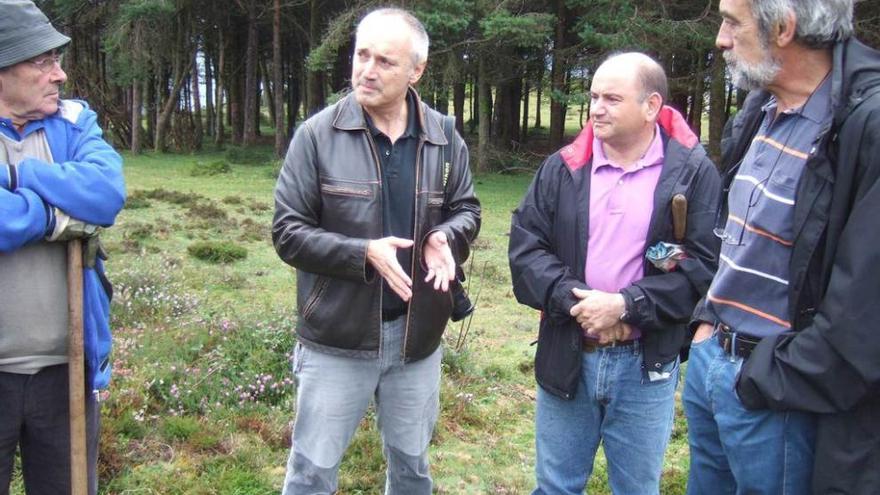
[{"xmin": 442, "ymin": 115, "xmax": 455, "ymax": 192}]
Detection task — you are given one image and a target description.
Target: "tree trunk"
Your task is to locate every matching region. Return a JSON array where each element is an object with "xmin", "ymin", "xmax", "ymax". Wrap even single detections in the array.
[
  {"xmin": 146, "ymin": 74, "xmax": 156, "ymax": 148},
  {"xmin": 521, "ymin": 80, "xmax": 530, "ymax": 144},
  {"xmin": 215, "ymin": 32, "xmax": 226, "ymax": 147},
  {"xmin": 306, "ymin": 0, "xmax": 326, "ymax": 116},
  {"xmin": 708, "ymin": 51, "xmax": 728, "ymax": 164},
  {"xmin": 191, "ymin": 48, "xmax": 203, "ymax": 151},
  {"xmin": 469, "ymin": 75, "xmax": 478, "ymax": 134},
  {"xmin": 476, "ymin": 59, "xmax": 492, "ymax": 172},
  {"xmin": 453, "ymin": 81, "xmax": 465, "ymax": 134},
  {"xmin": 205, "ymin": 52, "xmax": 214, "ymax": 137},
  {"xmin": 688, "ymin": 53, "xmax": 706, "ymax": 140},
  {"xmin": 155, "ymin": 58, "xmax": 190, "ymax": 152},
  {"xmin": 549, "ymin": 0, "xmax": 569, "ymax": 149},
  {"xmin": 131, "ymin": 80, "xmax": 142, "ymax": 154},
  {"xmin": 243, "ymin": 5, "xmax": 259, "ymax": 146},
  {"xmin": 230, "ymin": 72, "xmax": 243, "ymax": 145},
  {"xmin": 287, "ymin": 53, "xmax": 301, "ymax": 133},
  {"xmin": 273, "ymin": 0, "xmax": 287, "ymax": 157},
  {"xmin": 435, "ymin": 86, "xmax": 449, "ymax": 115},
  {"xmin": 262, "ymin": 58, "xmax": 275, "ymax": 127},
  {"xmin": 535, "ymin": 61, "xmax": 544, "ymax": 129}
]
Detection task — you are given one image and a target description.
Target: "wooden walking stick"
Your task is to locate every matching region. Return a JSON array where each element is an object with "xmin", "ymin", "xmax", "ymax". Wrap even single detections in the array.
[{"xmin": 67, "ymin": 239, "xmax": 88, "ymax": 495}]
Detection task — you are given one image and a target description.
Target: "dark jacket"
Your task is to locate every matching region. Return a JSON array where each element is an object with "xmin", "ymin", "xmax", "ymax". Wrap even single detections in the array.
[
  {"xmin": 273, "ymin": 89, "xmax": 481, "ymax": 362},
  {"xmin": 730, "ymin": 38, "xmax": 880, "ymax": 495},
  {"xmin": 509, "ymin": 107, "xmax": 721, "ymax": 399}
]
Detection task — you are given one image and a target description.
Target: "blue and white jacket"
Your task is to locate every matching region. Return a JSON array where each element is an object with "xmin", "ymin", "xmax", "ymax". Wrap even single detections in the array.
[{"xmin": 0, "ymin": 99, "xmax": 125, "ymax": 389}]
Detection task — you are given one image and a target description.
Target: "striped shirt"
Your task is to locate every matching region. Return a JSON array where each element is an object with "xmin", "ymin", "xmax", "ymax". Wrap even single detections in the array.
[{"xmin": 707, "ymin": 77, "xmax": 831, "ymax": 338}]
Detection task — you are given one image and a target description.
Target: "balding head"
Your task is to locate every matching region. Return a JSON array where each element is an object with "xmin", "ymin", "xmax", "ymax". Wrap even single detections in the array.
[
  {"xmin": 596, "ymin": 52, "xmax": 668, "ymax": 106},
  {"xmin": 589, "ymin": 51, "xmax": 666, "ymax": 154}
]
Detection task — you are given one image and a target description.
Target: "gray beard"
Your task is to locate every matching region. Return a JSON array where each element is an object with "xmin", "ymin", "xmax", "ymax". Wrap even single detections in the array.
[{"xmin": 724, "ymin": 50, "xmax": 781, "ymax": 91}]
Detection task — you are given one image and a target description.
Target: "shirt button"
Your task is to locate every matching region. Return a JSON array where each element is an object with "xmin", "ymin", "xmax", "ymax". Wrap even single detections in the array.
[
  {"xmin": 385, "ymin": 150, "xmax": 391, "ymax": 156},
  {"xmin": 618, "ymin": 180, "xmax": 624, "ymax": 185}
]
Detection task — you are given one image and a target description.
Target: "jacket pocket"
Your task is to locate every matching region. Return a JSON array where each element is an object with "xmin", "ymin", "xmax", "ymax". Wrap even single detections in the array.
[
  {"xmin": 301, "ymin": 277, "xmax": 377, "ymax": 350},
  {"xmin": 320, "ymin": 183, "xmax": 373, "ymax": 198},
  {"xmin": 301, "ymin": 276, "xmax": 330, "ymax": 321},
  {"xmin": 318, "ymin": 178, "xmax": 379, "ymax": 236}
]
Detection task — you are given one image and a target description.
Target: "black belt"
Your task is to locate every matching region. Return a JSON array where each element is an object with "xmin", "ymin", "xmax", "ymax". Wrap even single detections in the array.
[
  {"xmin": 716, "ymin": 323, "xmax": 762, "ymax": 359},
  {"xmin": 582, "ymin": 336, "xmax": 637, "ymax": 353}
]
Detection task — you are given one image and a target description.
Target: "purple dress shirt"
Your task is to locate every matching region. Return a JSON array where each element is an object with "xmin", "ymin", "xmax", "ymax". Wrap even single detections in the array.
[{"xmin": 585, "ymin": 125, "xmax": 665, "ymax": 340}]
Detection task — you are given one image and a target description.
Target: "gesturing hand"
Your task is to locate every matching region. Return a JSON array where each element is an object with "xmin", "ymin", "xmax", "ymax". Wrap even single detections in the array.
[
  {"xmin": 423, "ymin": 231, "xmax": 455, "ymax": 292},
  {"xmin": 367, "ymin": 237, "xmax": 414, "ymax": 301}
]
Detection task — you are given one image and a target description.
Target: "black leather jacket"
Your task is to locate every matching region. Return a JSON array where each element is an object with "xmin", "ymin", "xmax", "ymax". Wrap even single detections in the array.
[{"xmin": 273, "ymin": 89, "xmax": 480, "ymax": 362}]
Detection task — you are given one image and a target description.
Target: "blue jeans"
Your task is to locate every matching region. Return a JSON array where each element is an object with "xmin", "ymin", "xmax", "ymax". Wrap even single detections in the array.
[
  {"xmin": 281, "ymin": 317, "xmax": 441, "ymax": 495},
  {"xmin": 682, "ymin": 332, "xmax": 816, "ymax": 495},
  {"xmin": 0, "ymin": 364, "xmax": 99, "ymax": 495},
  {"xmin": 533, "ymin": 342, "xmax": 678, "ymax": 495}
]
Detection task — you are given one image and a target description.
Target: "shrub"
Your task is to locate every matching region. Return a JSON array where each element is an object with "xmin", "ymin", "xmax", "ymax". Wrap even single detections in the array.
[
  {"xmin": 187, "ymin": 241, "xmax": 247, "ymax": 263},
  {"xmin": 136, "ymin": 188, "xmax": 204, "ymax": 207},
  {"xmin": 225, "ymin": 146, "xmax": 272, "ymax": 165},
  {"xmin": 190, "ymin": 160, "xmax": 231, "ymax": 177},
  {"xmin": 161, "ymin": 416, "xmax": 200, "ymax": 441},
  {"xmin": 186, "ymin": 201, "xmax": 228, "ymax": 221},
  {"xmin": 125, "ymin": 195, "xmax": 151, "ymax": 210}
]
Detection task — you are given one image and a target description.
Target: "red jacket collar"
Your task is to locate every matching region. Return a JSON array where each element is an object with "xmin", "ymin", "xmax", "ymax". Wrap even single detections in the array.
[{"xmin": 559, "ymin": 105, "xmax": 699, "ymax": 171}]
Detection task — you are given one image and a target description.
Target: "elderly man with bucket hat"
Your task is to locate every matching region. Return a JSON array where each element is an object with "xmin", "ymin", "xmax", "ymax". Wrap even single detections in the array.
[{"xmin": 0, "ymin": 0, "xmax": 125, "ymax": 493}]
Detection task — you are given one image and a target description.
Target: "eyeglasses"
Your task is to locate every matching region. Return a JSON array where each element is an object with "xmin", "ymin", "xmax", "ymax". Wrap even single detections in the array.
[
  {"xmin": 27, "ymin": 53, "xmax": 64, "ymax": 73},
  {"xmin": 713, "ymin": 175, "xmax": 768, "ymax": 246},
  {"xmin": 713, "ymin": 111, "xmax": 805, "ymax": 247}
]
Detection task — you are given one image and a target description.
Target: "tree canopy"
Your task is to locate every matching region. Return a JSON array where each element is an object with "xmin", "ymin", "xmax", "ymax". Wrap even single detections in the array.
[{"xmin": 40, "ymin": 0, "xmax": 880, "ymax": 167}]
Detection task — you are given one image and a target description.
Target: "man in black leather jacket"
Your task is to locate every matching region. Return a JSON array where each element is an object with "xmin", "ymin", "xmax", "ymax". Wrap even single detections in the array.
[
  {"xmin": 685, "ymin": 0, "xmax": 880, "ymax": 493},
  {"xmin": 272, "ymin": 8, "xmax": 480, "ymax": 494}
]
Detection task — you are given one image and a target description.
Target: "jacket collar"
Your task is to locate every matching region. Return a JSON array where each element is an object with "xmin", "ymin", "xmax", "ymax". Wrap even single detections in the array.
[
  {"xmin": 831, "ymin": 37, "xmax": 880, "ymax": 128},
  {"xmin": 332, "ymin": 87, "xmax": 447, "ymax": 145},
  {"xmin": 559, "ymin": 105, "xmax": 698, "ymax": 172}
]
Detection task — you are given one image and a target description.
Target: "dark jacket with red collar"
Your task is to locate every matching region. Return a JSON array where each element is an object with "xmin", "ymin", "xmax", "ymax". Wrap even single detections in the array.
[{"xmin": 508, "ymin": 107, "xmax": 721, "ymax": 399}]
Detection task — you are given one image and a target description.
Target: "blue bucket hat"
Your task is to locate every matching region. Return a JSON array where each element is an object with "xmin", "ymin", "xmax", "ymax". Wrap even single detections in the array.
[{"xmin": 0, "ymin": 0, "xmax": 71, "ymax": 69}]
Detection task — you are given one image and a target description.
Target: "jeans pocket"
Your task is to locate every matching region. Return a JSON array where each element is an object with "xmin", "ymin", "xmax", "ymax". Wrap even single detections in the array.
[
  {"xmin": 690, "ymin": 330, "xmax": 717, "ymax": 349},
  {"xmin": 645, "ymin": 357, "xmax": 680, "ymax": 384}
]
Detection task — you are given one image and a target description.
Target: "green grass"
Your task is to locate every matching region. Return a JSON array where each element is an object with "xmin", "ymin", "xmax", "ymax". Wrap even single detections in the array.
[{"xmin": 13, "ymin": 145, "xmax": 691, "ymax": 494}]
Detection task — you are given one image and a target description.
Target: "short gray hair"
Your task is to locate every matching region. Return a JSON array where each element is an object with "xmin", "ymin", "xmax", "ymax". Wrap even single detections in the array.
[
  {"xmin": 357, "ymin": 8, "xmax": 429, "ymax": 66},
  {"xmin": 751, "ymin": 0, "xmax": 853, "ymax": 49}
]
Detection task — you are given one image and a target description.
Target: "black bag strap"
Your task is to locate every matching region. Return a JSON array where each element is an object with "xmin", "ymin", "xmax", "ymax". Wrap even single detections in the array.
[{"xmin": 442, "ymin": 115, "xmax": 455, "ymax": 193}]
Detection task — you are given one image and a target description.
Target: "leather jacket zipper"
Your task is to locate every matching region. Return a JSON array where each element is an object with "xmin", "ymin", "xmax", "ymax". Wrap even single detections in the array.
[
  {"xmin": 402, "ymin": 140, "xmax": 425, "ymax": 361},
  {"xmin": 365, "ymin": 131, "xmax": 386, "ymax": 357}
]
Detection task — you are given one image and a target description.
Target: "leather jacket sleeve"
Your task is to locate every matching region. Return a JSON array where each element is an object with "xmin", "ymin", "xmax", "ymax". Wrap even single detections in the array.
[{"xmin": 272, "ymin": 122, "xmax": 373, "ymax": 283}]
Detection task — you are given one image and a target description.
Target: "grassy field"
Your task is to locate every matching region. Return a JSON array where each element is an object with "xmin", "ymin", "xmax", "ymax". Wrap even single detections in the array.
[{"xmin": 13, "ymin": 144, "xmax": 690, "ymax": 494}]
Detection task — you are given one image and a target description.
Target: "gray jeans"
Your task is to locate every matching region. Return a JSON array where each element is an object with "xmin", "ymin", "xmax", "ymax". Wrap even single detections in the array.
[
  {"xmin": 281, "ymin": 317, "xmax": 442, "ymax": 495},
  {"xmin": 0, "ymin": 364, "xmax": 99, "ymax": 495}
]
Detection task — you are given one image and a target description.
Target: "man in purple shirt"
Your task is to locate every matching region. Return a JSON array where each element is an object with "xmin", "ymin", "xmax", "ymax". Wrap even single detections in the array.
[{"xmin": 509, "ymin": 52, "xmax": 721, "ymax": 494}]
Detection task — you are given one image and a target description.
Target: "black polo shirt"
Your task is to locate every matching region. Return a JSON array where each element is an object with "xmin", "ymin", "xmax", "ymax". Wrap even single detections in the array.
[{"xmin": 364, "ymin": 92, "xmax": 420, "ymax": 316}]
